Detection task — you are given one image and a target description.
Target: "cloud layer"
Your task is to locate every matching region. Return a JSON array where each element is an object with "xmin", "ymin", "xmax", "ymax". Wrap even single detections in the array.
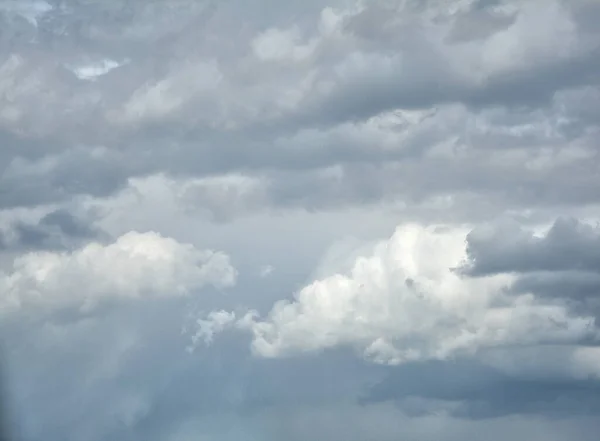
[{"xmin": 2, "ymin": 1, "xmax": 600, "ymax": 440}]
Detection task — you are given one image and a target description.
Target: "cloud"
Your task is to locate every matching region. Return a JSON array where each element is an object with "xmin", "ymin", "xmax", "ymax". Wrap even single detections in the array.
[
  {"xmin": 460, "ymin": 218, "xmax": 600, "ymax": 316},
  {"xmin": 157, "ymin": 403, "xmax": 600, "ymax": 441},
  {"xmin": 264, "ymin": 0, "xmax": 600, "ymax": 128},
  {"xmin": 361, "ymin": 358, "xmax": 600, "ymax": 418},
  {"xmin": 259, "ymin": 265, "xmax": 274, "ymax": 278},
  {"xmin": 0, "ymin": 230, "xmax": 237, "ymax": 318},
  {"xmin": 195, "ymin": 223, "xmax": 598, "ymax": 365},
  {"xmin": 0, "ymin": 208, "xmax": 101, "ymax": 251},
  {"xmin": 0, "ymin": 0, "xmax": 52, "ymax": 27},
  {"xmin": 68, "ymin": 59, "xmax": 125, "ymax": 81},
  {"xmin": 0, "ymin": 0, "xmax": 598, "ymax": 216},
  {"xmin": 2, "ymin": 1, "xmax": 600, "ymax": 440},
  {"xmin": 461, "ymin": 217, "xmax": 600, "ymax": 276},
  {"xmin": 187, "ymin": 310, "xmax": 237, "ymax": 349}
]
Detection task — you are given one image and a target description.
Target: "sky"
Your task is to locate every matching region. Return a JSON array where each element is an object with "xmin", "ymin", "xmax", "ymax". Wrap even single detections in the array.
[{"xmin": 1, "ymin": 0, "xmax": 600, "ymax": 440}]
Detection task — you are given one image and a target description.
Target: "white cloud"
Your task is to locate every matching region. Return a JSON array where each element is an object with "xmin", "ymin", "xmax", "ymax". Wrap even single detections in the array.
[
  {"xmin": 0, "ymin": 0, "xmax": 52, "ymax": 26},
  {"xmin": 200, "ymin": 223, "xmax": 597, "ymax": 365},
  {"xmin": 186, "ymin": 309, "xmax": 237, "ymax": 351},
  {"xmin": 259, "ymin": 264, "xmax": 274, "ymax": 278},
  {"xmin": 68, "ymin": 59, "xmax": 125, "ymax": 81},
  {"xmin": 0, "ymin": 231, "xmax": 237, "ymax": 316}
]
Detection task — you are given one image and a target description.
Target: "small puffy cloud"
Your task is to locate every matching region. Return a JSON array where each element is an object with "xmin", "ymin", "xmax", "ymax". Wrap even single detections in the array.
[
  {"xmin": 197, "ymin": 223, "xmax": 597, "ymax": 365},
  {"xmin": 259, "ymin": 265, "xmax": 274, "ymax": 278},
  {"xmin": 68, "ymin": 59, "xmax": 125, "ymax": 81},
  {"xmin": 186, "ymin": 310, "xmax": 237, "ymax": 350},
  {"xmin": 0, "ymin": 231, "xmax": 237, "ymax": 317}
]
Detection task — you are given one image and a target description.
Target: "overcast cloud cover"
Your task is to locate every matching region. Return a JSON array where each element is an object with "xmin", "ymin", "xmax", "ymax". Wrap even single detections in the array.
[{"xmin": 1, "ymin": 0, "xmax": 600, "ymax": 440}]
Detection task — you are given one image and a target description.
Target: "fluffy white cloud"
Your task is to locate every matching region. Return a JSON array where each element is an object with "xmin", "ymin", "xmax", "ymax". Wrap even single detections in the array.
[
  {"xmin": 0, "ymin": 231, "xmax": 237, "ymax": 316},
  {"xmin": 201, "ymin": 224, "xmax": 597, "ymax": 364}
]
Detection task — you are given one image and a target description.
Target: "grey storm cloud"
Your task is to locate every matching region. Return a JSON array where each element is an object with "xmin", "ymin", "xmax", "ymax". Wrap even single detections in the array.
[
  {"xmin": 2, "ymin": 1, "xmax": 600, "ymax": 441},
  {"xmin": 0, "ymin": 208, "xmax": 101, "ymax": 251},
  {"xmin": 462, "ymin": 218, "xmax": 600, "ymax": 276},
  {"xmin": 0, "ymin": 0, "xmax": 598, "ymax": 216},
  {"xmin": 459, "ymin": 218, "xmax": 600, "ymax": 308},
  {"xmin": 456, "ymin": 218, "xmax": 600, "ymax": 326},
  {"xmin": 360, "ymin": 359, "xmax": 600, "ymax": 419}
]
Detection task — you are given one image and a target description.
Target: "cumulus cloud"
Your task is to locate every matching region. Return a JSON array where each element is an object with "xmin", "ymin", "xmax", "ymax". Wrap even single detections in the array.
[
  {"xmin": 196, "ymin": 223, "xmax": 598, "ymax": 365},
  {"xmin": 0, "ymin": 231, "xmax": 237, "ymax": 317}
]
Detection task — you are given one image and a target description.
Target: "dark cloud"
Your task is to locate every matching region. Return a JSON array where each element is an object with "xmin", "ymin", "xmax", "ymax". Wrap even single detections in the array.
[
  {"xmin": 510, "ymin": 271, "xmax": 600, "ymax": 300},
  {"xmin": 0, "ymin": 209, "xmax": 101, "ymax": 251},
  {"xmin": 0, "ymin": 0, "xmax": 597, "ymax": 215},
  {"xmin": 360, "ymin": 359, "xmax": 600, "ymax": 419},
  {"xmin": 40, "ymin": 209, "xmax": 96, "ymax": 238},
  {"xmin": 457, "ymin": 217, "xmax": 600, "ymax": 322},
  {"xmin": 461, "ymin": 218, "xmax": 600, "ymax": 276},
  {"xmin": 295, "ymin": 0, "xmax": 600, "ymax": 129},
  {"xmin": 447, "ymin": 7, "xmax": 517, "ymax": 43}
]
